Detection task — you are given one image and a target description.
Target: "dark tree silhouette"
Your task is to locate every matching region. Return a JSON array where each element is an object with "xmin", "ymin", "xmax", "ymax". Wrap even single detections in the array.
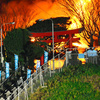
[
  {"xmin": 59, "ymin": 0, "xmax": 100, "ymax": 47},
  {"xmin": 27, "ymin": 17, "xmax": 72, "ymax": 32},
  {"xmin": 3, "ymin": 28, "xmax": 46, "ymax": 71}
]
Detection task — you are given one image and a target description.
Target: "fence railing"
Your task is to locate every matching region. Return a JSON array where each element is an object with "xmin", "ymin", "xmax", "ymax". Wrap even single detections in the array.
[
  {"xmin": 6, "ymin": 50, "xmax": 67, "ymax": 100},
  {"xmin": 1, "ymin": 47, "xmax": 100, "ymax": 100}
]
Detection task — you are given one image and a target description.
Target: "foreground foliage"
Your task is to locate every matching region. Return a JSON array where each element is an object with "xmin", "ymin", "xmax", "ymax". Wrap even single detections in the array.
[
  {"xmin": 29, "ymin": 63, "xmax": 100, "ymax": 100},
  {"xmin": 3, "ymin": 28, "xmax": 46, "ymax": 70}
]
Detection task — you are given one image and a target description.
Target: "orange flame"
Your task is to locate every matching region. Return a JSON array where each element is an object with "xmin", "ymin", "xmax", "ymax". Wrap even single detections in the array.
[{"xmin": 0, "ymin": 0, "xmax": 99, "ymax": 50}]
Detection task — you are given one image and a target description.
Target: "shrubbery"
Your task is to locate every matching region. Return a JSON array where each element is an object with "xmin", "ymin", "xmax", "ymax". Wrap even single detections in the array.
[{"xmin": 29, "ymin": 63, "xmax": 100, "ymax": 100}]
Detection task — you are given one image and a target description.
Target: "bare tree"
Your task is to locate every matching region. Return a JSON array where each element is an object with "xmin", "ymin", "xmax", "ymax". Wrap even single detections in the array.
[{"xmin": 58, "ymin": 0, "xmax": 100, "ymax": 47}]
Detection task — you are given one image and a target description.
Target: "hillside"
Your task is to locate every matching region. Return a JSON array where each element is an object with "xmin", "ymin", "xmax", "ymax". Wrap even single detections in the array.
[{"xmin": 29, "ymin": 63, "xmax": 100, "ymax": 100}]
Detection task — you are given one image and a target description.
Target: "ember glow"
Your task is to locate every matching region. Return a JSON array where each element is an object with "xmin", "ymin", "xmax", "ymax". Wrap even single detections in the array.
[
  {"xmin": 34, "ymin": 59, "xmax": 65, "ymax": 71},
  {"xmin": 48, "ymin": 59, "xmax": 65, "ymax": 70}
]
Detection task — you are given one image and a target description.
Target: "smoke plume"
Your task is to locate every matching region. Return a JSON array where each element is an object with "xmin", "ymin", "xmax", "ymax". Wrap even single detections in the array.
[{"xmin": 0, "ymin": 0, "xmax": 65, "ymax": 29}]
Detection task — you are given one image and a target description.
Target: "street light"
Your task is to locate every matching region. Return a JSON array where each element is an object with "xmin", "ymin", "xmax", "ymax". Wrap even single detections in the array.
[
  {"xmin": 0, "ymin": 22, "xmax": 15, "ymax": 66},
  {"xmin": 39, "ymin": 19, "xmax": 55, "ymax": 71}
]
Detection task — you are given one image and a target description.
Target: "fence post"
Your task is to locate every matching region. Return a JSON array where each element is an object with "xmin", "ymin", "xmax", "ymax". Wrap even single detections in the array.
[
  {"xmin": 24, "ymin": 82, "xmax": 28, "ymax": 100},
  {"xmin": 96, "ymin": 56, "xmax": 97, "ymax": 64},
  {"xmin": 58, "ymin": 54, "xmax": 60, "ymax": 72},
  {"xmin": 36, "ymin": 72, "xmax": 37, "ymax": 83},
  {"xmin": 66, "ymin": 49, "xmax": 69, "ymax": 67},
  {"xmin": 12, "ymin": 89, "xmax": 17, "ymax": 100},
  {"xmin": 42, "ymin": 74, "xmax": 44, "ymax": 86},
  {"xmin": 50, "ymin": 60, "xmax": 51, "ymax": 77},
  {"xmin": 40, "ymin": 67, "xmax": 42, "ymax": 86},
  {"xmin": 61, "ymin": 61, "xmax": 62, "ymax": 72},
  {"xmin": 31, "ymin": 75, "xmax": 33, "ymax": 93},
  {"xmin": 24, "ymin": 82, "xmax": 26, "ymax": 100},
  {"xmin": 85, "ymin": 49, "xmax": 88, "ymax": 63},
  {"xmin": 18, "ymin": 86, "xmax": 19, "ymax": 100},
  {"xmin": 7, "ymin": 96, "xmax": 10, "ymax": 100}
]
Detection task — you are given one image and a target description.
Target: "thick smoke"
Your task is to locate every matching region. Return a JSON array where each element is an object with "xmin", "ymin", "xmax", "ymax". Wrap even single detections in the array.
[{"xmin": 0, "ymin": 0, "xmax": 59, "ymax": 29}]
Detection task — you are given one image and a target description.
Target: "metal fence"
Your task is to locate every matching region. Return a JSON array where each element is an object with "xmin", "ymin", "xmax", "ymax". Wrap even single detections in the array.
[
  {"xmin": 5, "ymin": 50, "xmax": 66, "ymax": 100},
  {"xmin": 1, "ymin": 47, "xmax": 100, "ymax": 100}
]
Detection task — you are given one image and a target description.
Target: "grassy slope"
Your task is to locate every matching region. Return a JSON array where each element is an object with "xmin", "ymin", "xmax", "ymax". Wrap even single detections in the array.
[{"xmin": 29, "ymin": 63, "xmax": 100, "ymax": 100}]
